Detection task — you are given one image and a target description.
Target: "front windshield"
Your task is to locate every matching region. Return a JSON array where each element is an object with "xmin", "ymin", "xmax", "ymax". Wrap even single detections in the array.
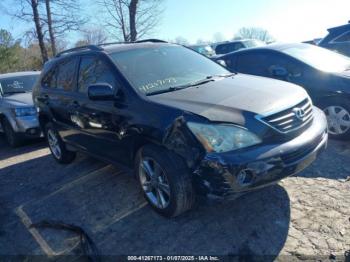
[
  {"xmin": 110, "ymin": 45, "xmax": 229, "ymax": 95},
  {"xmin": 282, "ymin": 45, "xmax": 350, "ymax": 72},
  {"xmin": 0, "ymin": 75, "xmax": 39, "ymax": 95}
]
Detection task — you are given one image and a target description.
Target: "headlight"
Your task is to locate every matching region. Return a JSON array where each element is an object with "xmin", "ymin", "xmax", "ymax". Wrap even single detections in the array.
[
  {"xmin": 13, "ymin": 107, "xmax": 37, "ymax": 117},
  {"xmin": 187, "ymin": 122, "xmax": 261, "ymax": 153}
]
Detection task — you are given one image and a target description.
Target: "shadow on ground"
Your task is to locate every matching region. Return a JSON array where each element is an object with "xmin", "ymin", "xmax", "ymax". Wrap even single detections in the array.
[
  {"xmin": 0, "ymin": 134, "xmax": 46, "ymax": 161},
  {"xmin": 1, "ymin": 149, "xmax": 291, "ymax": 258},
  {"xmin": 96, "ymin": 184, "xmax": 291, "ymax": 257}
]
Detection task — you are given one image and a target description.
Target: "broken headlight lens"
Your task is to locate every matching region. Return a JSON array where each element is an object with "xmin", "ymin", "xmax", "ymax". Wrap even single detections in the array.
[{"xmin": 187, "ymin": 122, "xmax": 261, "ymax": 153}]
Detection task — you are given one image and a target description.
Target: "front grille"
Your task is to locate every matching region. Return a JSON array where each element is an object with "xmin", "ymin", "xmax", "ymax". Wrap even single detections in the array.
[{"xmin": 259, "ymin": 98, "xmax": 313, "ymax": 133}]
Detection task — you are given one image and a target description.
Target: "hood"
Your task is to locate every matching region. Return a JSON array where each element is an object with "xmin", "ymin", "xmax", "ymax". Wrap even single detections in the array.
[
  {"xmin": 148, "ymin": 74, "xmax": 308, "ymax": 123},
  {"xmin": 2, "ymin": 92, "xmax": 34, "ymax": 107}
]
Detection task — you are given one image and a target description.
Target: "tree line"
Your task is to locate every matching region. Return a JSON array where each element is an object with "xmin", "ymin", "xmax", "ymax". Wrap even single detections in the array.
[{"xmin": 0, "ymin": 0, "xmax": 274, "ymax": 74}]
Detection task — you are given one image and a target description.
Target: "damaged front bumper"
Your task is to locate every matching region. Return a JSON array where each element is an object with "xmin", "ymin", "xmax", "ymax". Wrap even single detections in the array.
[{"xmin": 193, "ymin": 108, "xmax": 328, "ymax": 198}]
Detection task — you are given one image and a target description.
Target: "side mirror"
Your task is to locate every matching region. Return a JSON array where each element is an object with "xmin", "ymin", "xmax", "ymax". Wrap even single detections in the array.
[
  {"xmin": 87, "ymin": 84, "xmax": 116, "ymax": 101},
  {"xmin": 217, "ymin": 59, "xmax": 227, "ymax": 67},
  {"xmin": 270, "ymin": 65, "xmax": 288, "ymax": 78}
]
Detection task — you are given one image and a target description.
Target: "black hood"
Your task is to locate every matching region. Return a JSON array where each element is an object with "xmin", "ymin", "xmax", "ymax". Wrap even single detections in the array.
[{"xmin": 148, "ymin": 74, "xmax": 309, "ymax": 124}]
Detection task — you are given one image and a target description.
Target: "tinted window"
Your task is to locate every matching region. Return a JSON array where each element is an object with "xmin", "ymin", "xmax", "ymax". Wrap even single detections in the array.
[
  {"xmin": 0, "ymin": 74, "xmax": 39, "ymax": 95},
  {"xmin": 223, "ymin": 54, "xmax": 237, "ymax": 69},
  {"xmin": 57, "ymin": 59, "xmax": 78, "ymax": 91},
  {"xmin": 42, "ymin": 68, "xmax": 57, "ymax": 89},
  {"xmin": 110, "ymin": 45, "xmax": 229, "ymax": 95},
  {"xmin": 333, "ymin": 31, "xmax": 350, "ymax": 43},
  {"xmin": 236, "ymin": 51, "xmax": 301, "ymax": 76},
  {"xmin": 78, "ymin": 57, "xmax": 116, "ymax": 93},
  {"xmin": 236, "ymin": 52, "xmax": 269, "ymax": 75},
  {"xmin": 216, "ymin": 43, "xmax": 244, "ymax": 54}
]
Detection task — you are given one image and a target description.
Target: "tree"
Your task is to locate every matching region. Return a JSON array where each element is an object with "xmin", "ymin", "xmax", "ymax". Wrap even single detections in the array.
[
  {"xmin": 43, "ymin": 0, "xmax": 87, "ymax": 56},
  {"xmin": 0, "ymin": 29, "xmax": 21, "ymax": 73},
  {"xmin": 234, "ymin": 27, "xmax": 275, "ymax": 43},
  {"xmin": 82, "ymin": 28, "xmax": 108, "ymax": 45},
  {"xmin": 31, "ymin": 0, "xmax": 49, "ymax": 62},
  {"xmin": 3, "ymin": 0, "xmax": 48, "ymax": 62},
  {"xmin": 75, "ymin": 28, "xmax": 109, "ymax": 47},
  {"xmin": 44, "ymin": 0, "xmax": 56, "ymax": 55},
  {"xmin": 3, "ymin": 0, "xmax": 86, "ymax": 60},
  {"xmin": 99, "ymin": 0, "xmax": 164, "ymax": 42}
]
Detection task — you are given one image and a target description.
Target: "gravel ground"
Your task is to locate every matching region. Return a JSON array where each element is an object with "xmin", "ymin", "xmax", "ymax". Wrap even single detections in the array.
[{"xmin": 0, "ymin": 134, "xmax": 349, "ymax": 260}]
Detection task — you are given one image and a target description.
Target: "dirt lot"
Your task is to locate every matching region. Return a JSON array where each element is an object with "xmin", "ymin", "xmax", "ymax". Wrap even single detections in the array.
[{"xmin": 0, "ymin": 134, "xmax": 349, "ymax": 260}]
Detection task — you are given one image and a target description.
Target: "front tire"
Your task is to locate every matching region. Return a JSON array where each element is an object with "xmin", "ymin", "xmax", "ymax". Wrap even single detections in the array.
[
  {"xmin": 135, "ymin": 145, "xmax": 195, "ymax": 218},
  {"xmin": 320, "ymin": 97, "xmax": 350, "ymax": 140},
  {"xmin": 2, "ymin": 118, "xmax": 22, "ymax": 147},
  {"xmin": 45, "ymin": 123, "xmax": 76, "ymax": 164}
]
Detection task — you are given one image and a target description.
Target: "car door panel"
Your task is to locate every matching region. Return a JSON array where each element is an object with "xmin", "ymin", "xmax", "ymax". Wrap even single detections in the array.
[
  {"xmin": 69, "ymin": 55, "xmax": 131, "ymax": 164},
  {"xmin": 42, "ymin": 57, "xmax": 80, "ymax": 140}
]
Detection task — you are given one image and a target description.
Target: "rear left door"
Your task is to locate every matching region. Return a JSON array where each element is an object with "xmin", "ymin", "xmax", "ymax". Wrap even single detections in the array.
[{"xmin": 44, "ymin": 57, "xmax": 80, "ymax": 140}]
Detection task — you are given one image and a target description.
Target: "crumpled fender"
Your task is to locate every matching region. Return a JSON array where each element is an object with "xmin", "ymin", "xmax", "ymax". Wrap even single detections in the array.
[{"xmin": 162, "ymin": 116, "xmax": 204, "ymax": 169}]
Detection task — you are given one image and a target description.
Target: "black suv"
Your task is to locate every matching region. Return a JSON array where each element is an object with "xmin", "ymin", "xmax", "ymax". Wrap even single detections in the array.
[{"xmin": 33, "ymin": 40, "xmax": 328, "ymax": 217}]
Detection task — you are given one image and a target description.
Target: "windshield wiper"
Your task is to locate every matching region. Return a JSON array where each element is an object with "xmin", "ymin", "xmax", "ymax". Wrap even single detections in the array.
[
  {"xmin": 146, "ymin": 73, "xmax": 236, "ymax": 96},
  {"xmin": 146, "ymin": 85, "xmax": 190, "ymax": 96},
  {"xmin": 185, "ymin": 73, "xmax": 236, "ymax": 88}
]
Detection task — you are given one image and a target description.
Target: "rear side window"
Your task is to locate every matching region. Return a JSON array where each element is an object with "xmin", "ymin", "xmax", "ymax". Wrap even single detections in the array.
[
  {"xmin": 236, "ymin": 51, "xmax": 302, "ymax": 76},
  {"xmin": 78, "ymin": 57, "xmax": 116, "ymax": 93},
  {"xmin": 236, "ymin": 52, "xmax": 269, "ymax": 75},
  {"xmin": 57, "ymin": 58, "xmax": 78, "ymax": 91},
  {"xmin": 332, "ymin": 31, "xmax": 350, "ymax": 43}
]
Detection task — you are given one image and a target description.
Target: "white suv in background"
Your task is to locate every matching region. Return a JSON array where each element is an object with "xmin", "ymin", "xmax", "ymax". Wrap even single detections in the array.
[{"xmin": 0, "ymin": 71, "xmax": 41, "ymax": 147}]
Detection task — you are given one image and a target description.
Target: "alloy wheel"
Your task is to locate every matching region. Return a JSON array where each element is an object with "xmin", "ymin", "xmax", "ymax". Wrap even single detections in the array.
[
  {"xmin": 47, "ymin": 129, "xmax": 62, "ymax": 159},
  {"xmin": 324, "ymin": 106, "xmax": 350, "ymax": 135},
  {"xmin": 139, "ymin": 157, "xmax": 171, "ymax": 209}
]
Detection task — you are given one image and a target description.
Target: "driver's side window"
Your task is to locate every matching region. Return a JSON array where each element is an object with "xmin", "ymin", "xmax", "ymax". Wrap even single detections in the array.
[
  {"xmin": 266, "ymin": 53, "xmax": 302, "ymax": 79},
  {"xmin": 78, "ymin": 56, "xmax": 116, "ymax": 93}
]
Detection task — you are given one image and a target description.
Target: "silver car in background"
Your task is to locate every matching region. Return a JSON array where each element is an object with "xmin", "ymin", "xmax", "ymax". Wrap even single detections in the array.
[{"xmin": 0, "ymin": 71, "xmax": 41, "ymax": 147}]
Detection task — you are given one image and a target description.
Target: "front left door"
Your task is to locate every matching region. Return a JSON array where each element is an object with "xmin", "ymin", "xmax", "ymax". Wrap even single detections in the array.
[{"xmin": 69, "ymin": 55, "xmax": 131, "ymax": 164}]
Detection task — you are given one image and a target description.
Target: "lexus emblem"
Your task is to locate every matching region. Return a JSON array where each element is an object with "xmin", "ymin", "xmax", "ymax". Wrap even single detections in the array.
[{"xmin": 293, "ymin": 107, "xmax": 306, "ymax": 120}]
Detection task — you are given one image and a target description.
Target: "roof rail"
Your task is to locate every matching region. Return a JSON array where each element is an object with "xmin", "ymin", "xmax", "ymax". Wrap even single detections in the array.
[
  {"xmin": 55, "ymin": 39, "xmax": 168, "ymax": 57},
  {"xmin": 134, "ymin": 39, "xmax": 167, "ymax": 43},
  {"xmin": 56, "ymin": 45, "xmax": 103, "ymax": 57}
]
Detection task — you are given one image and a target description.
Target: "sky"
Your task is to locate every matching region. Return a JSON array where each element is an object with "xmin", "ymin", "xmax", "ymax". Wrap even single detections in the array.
[{"xmin": 1, "ymin": 0, "xmax": 350, "ymax": 45}]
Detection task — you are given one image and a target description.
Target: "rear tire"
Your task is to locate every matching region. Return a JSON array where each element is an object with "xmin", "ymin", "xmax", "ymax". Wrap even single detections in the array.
[
  {"xmin": 320, "ymin": 97, "xmax": 350, "ymax": 140},
  {"xmin": 45, "ymin": 122, "xmax": 76, "ymax": 164},
  {"xmin": 135, "ymin": 145, "xmax": 195, "ymax": 218},
  {"xmin": 2, "ymin": 118, "xmax": 22, "ymax": 147}
]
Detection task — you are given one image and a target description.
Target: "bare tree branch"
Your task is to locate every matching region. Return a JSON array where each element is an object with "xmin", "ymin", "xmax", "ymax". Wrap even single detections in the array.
[
  {"xmin": 234, "ymin": 27, "xmax": 275, "ymax": 43},
  {"xmin": 98, "ymin": 0, "xmax": 163, "ymax": 42}
]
